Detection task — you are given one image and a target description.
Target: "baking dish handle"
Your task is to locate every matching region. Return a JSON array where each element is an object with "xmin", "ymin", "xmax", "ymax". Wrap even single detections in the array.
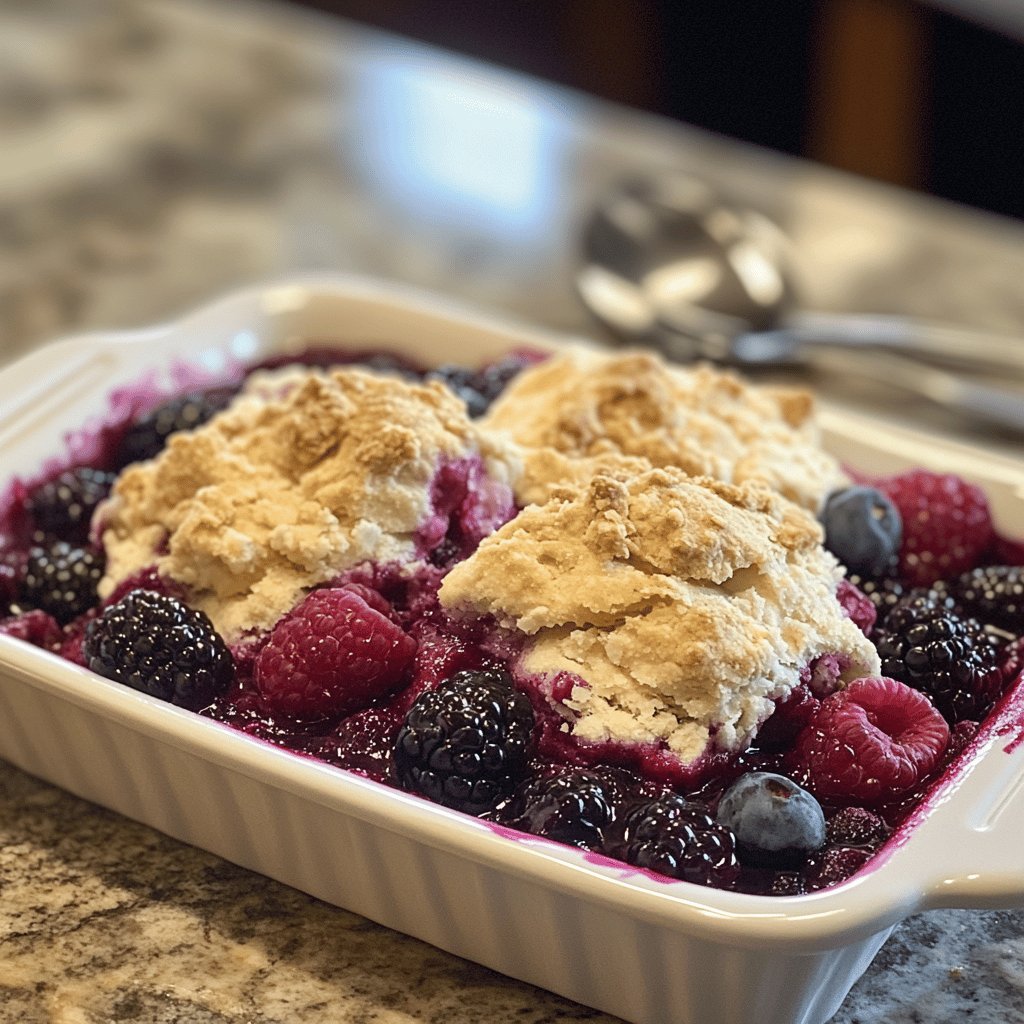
[{"xmin": 916, "ymin": 712, "xmax": 1024, "ymax": 910}]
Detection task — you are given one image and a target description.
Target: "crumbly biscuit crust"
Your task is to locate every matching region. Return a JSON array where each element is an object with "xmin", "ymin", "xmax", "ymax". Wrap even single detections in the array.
[
  {"xmin": 482, "ymin": 346, "xmax": 846, "ymax": 510},
  {"xmin": 440, "ymin": 466, "xmax": 879, "ymax": 762},
  {"xmin": 99, "ymin": 368, "xmax": 518, "ymax": 639}
]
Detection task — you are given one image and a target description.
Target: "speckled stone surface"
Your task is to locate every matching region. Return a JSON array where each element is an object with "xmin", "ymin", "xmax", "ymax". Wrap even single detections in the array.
[{"xmin": 1, "ymin": 2, "xmax": 1023, "ymax": 1022}]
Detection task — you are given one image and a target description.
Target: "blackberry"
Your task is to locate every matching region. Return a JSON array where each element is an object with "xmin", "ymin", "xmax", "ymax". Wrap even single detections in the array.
[
  {"xmin": 945, "ymin": 565, "xmax": 1024, "ymax": 635},
  {"xmin": 21, "ymin": 542, "xmax": 105, "ymax": 624},
  {"xmin": 83, "ymin": 589, "xmax": 234, "ymax": 708},
  {"xmin": 500, "ymin": 767, "xmax": 627, "ymax": 849},
  {"xmin": 821, "ymin": 486, "xmax": 902, "ymax": 577},
  {"xmin": 873, "ymin": 593, "xmax": 1005, "ymax": 722},
  {"xmin": 116, "ymin": 386, "xmax": 237, "ymax": 467},
  {"xmin": 0, "ymin": 550, "xmax": 24, "ymax": 614},
  {"xmin": 606, "ymin": 795, "xmax": 741, "ymax": 888},
  {"xmin": 27, "ymin": 467, "xmax": 117, "ymax": 543},
  {"xmin": 428, "ymin": 365, "xmax": 491, "ymax": 418},
  {"xmin": 428, "ymin": 354, "xmax": 532, "ymax": 419},
  {"xmin": 393, "ymin": 669, "xmax": 535, "ymax": 814},
  {"xmin": 427, "ymin": 536, "xmax": 461, "ymax": 569}
]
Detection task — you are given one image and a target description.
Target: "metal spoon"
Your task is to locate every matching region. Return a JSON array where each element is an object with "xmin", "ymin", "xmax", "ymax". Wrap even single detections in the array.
[{"xmin": 577, "ymin": 174, "xmax": 1024, "ymax": 433}]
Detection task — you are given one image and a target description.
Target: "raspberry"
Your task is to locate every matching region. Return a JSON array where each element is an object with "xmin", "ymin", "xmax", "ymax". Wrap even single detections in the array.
[
  {"xmin": 606, "ymin": 794, "xmax": 740, "ymax": 888},
  {"xmin": 306, "ymin": 707, "xmax": 402, "ymax": 785},
  {"xmin": 873, "ymin": 469, "xmax": 994, "ymax": 587},
  {"xmin": 716, "ymin": 772, "xmax": 826, "ymax": 867},
  {"xmin": 825, "ymin": 807, "xmax": 890, "ymax": 848},
  {"xmin": 500, "ymin": 767, "xmax": 629, "ymax": 849},
  {"xmin": 255, "ymin": 588, "xmax": 417, "ymax": 719},
  {"xmin": 821, "ymin": 486, "xmax": 902, "ymax": 577},
  {"xmin": 116, "ymin": 385, "xmax": 237, "ymax": 467},
  {"xmin": 56, "ymin": 610, "xmax": 97, "ymax": 666},
  {"xmin": 944, "ymin": 565, "xmax": 1024, "ymax": 635},
  {"xmin": 789, "ymin": 676, "xmax": 950, "ymax": 804},
  {"xmin": 84, "ymin": 590, "xmax": 234, "ymax": 708},
  {"xmin": 27, "ymin": 467, "xmax": 116, "ymax": 543},
  {"xmin": 836, "ymin": 578, "xmax": 876, "ymax": 635},
  {"xmin": 332, "ymin": 582, "xmax": 398, "ymax": 622},
  {"xmin": 20, "ymin": 542, "xmax": 105, "ymax": 624},
  {"xmin": 393, "ymin": 669, "xmax": 535, "ymax": 814},
  {"xmin": 0, "ymin": 608, "xmax": 63, "ymax": 649},
  {"xmin": 873, "ymin": 593, "xmax": 1005, "ymax": 722}
]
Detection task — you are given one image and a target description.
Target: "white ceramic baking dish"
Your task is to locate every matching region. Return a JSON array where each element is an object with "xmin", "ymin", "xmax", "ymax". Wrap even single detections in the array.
[{"xmin": 1, "ymin": 275, "xmax": 1023, "ymax": 1024}]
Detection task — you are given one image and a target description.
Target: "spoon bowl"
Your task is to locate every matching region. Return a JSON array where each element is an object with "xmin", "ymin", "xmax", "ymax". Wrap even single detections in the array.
[
  {"xmin": 579, "ymin": 174, "xmax": 795, "ymax": 354},
  {"xmin": 577, "ymin": 173, "xmax": 1024, "ymax": 433}
]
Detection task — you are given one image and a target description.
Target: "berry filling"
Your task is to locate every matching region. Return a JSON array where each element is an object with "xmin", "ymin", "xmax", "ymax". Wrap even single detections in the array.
[{"xmin": 1, "ymin": 344, "xmax": 1022, "ymax": 900}]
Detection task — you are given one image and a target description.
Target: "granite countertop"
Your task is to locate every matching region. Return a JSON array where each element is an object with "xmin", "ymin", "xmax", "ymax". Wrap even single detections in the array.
[{"xmin": 2, "ymin": 1, "xmax": 1024, "ymax": 1021}]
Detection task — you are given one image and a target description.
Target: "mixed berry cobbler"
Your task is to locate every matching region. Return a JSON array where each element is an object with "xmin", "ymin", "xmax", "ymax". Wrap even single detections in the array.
[{"xmin": 1, "ymin": 343, "xmax": 1022, "ymax": 898}]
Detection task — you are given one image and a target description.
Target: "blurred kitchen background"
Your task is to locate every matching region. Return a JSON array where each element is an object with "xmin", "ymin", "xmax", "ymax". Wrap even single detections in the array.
[
  {"xmin": 3, "ymin": 0, "xmax": 1024, "ymax": 381},
  {"xmin": 292, "ymin": 0, "xmax": 1024, "ymax": 221}
]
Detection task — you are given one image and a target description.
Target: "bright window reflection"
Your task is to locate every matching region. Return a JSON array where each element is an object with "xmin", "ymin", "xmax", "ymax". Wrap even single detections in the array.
[{"xmin": 356, "ymin": 50, "xmax": 566, "ymax": 238}]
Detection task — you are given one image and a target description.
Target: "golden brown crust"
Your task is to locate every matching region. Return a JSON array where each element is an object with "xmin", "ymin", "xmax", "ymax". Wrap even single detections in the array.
[
  {"xmin": 99, "ymin": 368, "xmax": 518, "ymax": 639},
  {"xmin": 439, "ymin": 465, "xmax": 878, "ymax": 762},
  {"xmin": 482, "ymin": 346, "xmax": 847, "ymax": 510}
]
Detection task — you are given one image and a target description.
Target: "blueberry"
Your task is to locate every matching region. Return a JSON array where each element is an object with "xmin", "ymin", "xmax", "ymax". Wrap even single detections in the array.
[
  {"xmin": 716, "ymin": 772, "xmax": 826, "ymax": 867},
  {"xmin": 821, "ymin": 486, "xmax": 902, "ymax": 576},
  {"xmin": 427, "ymin": 365, "xmax": 490, "ymax": 418}
]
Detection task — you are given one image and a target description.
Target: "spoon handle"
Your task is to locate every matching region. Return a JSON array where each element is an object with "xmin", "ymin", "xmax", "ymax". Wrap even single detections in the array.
[
  {"xmin": 808, "ymin": 349, "xmax": 1024, "ymax": 435},
  {"xmin": 779, "ymin": 312, "xmax": 1024, "ymax": 377}
]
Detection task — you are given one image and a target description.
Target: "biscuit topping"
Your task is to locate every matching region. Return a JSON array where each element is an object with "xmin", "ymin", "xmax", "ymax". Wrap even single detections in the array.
[
  {"xmin": 481, "ymin": 346, "xmax": 846, "ymax": 510},
  {"xmin": 439, "ymin": 466, "xmax": 879, "ymax": 762},
  {"xmin": 99, "ymin": 368, "xmax": 518, "ymax": 639}
]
